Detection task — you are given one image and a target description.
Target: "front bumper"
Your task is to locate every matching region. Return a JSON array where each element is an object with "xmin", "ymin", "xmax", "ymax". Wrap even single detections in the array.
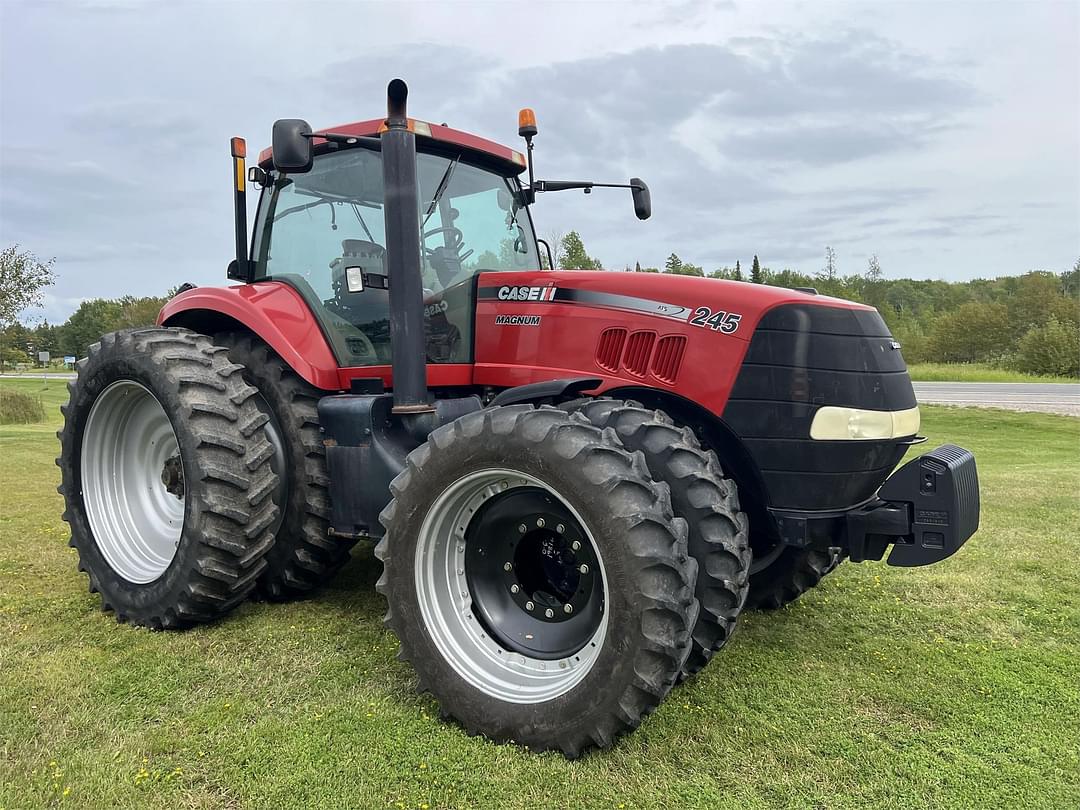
[{"xmin": 769, "ymin": 444, "xmax": 980, "ymax": 567}]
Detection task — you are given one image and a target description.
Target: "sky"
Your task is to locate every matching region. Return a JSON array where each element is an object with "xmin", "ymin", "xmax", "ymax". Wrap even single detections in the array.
[{"xmin": 1, "ymin": 0, "xmax": 1077, "ymax": 324}]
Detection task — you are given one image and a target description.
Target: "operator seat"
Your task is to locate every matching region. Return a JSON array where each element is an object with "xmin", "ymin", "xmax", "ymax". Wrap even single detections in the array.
[{"xmin": 323, "ymin": 239, "xmax": 391, "ymax": 363}]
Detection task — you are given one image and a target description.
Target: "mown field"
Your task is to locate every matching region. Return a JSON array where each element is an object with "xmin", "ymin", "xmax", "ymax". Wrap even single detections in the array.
[{"xmin": 1, "ymin": 378, "xmax": 1078, "ymax": 809}]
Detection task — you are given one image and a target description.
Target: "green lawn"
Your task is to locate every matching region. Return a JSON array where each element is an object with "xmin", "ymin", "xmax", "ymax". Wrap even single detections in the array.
[
  {"xmin": 2, "ymin": 379, "xmax": 1078, "ymax": 809},
  {"xmin": 906, "ymin": 362, "xmax": 1076, "ymax": 383}
]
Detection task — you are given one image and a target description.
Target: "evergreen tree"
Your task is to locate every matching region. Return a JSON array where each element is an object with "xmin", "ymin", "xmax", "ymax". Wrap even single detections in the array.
[
  {"xmin": 750, "ymin": 255, "xmax": 763, "ymax": 284},
  {"xmin": 664, "ymin": 253, "xmax": 684, "ymax": 274},
  {"xmin": 734, "ymin": 259, "xmax": 742, "ymax": 282}
]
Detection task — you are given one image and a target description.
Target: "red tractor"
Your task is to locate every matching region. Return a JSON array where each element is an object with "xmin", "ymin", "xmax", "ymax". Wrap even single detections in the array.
[{"xmin": 58, "ymin": 80, "xmax": 979, "ymax": 756}]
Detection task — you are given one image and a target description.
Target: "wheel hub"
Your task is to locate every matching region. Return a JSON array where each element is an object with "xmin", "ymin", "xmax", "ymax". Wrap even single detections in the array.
[
  {"xmin": 161, "ymin": 455, "xmax": 184, "ymax": 500},
  {"xmin": 465, "ymin": 488, "xmax": 603, "ymax": 660},
  {"xmin": 504, "ymin": 515, "xmax": 594, "ymax": 621}
]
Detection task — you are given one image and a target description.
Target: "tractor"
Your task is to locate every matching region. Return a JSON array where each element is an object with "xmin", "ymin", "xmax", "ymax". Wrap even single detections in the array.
[{"xmin": 58, "ymin": 79, "xmax": 980, "ymax": 756}]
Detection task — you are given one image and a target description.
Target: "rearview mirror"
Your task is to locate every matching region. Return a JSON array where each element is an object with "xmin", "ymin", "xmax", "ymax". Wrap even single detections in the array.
[
  {"xmin": 272, "ymin": 119, "xmax": 313, "ymax": 173},
  {"xmin": 630, "ymin": 177, "xmax": 651, "ymax": 220}
]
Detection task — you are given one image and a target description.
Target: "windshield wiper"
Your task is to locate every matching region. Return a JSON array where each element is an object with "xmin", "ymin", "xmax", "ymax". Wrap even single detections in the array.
[{"xmin": 421, "ymin": 155, "xmax": 460, "ymax": 228}]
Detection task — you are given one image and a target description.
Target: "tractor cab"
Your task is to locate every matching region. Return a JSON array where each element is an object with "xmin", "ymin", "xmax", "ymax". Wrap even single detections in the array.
[{"xmin": 250, "ymin": 125, "xmax": 540, "ymax": 367}]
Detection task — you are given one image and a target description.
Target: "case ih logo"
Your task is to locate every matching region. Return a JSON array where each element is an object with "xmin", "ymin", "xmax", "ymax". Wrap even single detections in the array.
[
  {"xmin": 495, "ymin": 314, "xmax": 542, "ymax": 326},
  {"xmin": 497, "ymin": 285, "xmax": 557, "ymax": 301}
]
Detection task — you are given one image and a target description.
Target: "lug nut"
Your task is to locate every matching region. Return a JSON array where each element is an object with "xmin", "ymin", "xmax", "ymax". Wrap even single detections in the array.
[
  {"xmin": 556, "ymin": 523, "xmax": 565, "ymax": 534},
  {"xmin": 510, "ymin": 584, "xmax": 520, "ymax": 594},
  {"xmin": 579, "ymin": 564, "xmax": 589, "ymax": 574},
  {"xmin": 518, "ymin": 524, "xmax": 527, "ymax": 534},
  {"xmin": 545, "ymin": 608, "xmax": 554, "ymax": 618},
  {"xmin": 564, "ymin": 603, "xmax": 573, "ymax": 614},
  {"xmin": 536, "ymin": 517, "xmax": 545, "ymax": 528},
  {"xmin": 571, "ymin": 540, "xmax": 581, "ymax": 551},
  {"xmin": 525, "ymin": 600, "xmax": 535, "ymax": 611},
  {"xmin": 503, "ymin": 562, "xmax": 513, "ymax": 572}
]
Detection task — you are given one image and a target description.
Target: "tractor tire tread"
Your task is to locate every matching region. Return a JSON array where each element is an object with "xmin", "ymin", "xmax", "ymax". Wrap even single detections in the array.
[
  {"xmin": 57, "ymin": 327, "xmax": 278, "ymax": 629},
  {"xmin": 562, "ymin": 398, "xmax": 751, "ymax": 678},
  {"xmin": 214, "ymin": 332, "xmax": 352, "ymax": 601}
]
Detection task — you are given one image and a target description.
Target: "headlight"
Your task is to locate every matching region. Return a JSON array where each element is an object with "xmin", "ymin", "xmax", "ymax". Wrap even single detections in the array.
[{"xmin": 810, "ymin": 406, "xmax": 921, "ymax": 441}]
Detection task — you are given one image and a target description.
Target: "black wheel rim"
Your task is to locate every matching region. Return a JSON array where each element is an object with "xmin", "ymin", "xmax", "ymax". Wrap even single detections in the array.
[{"xmin": 465, "ymin": 487, "xmax": 603, "ymax": 660}]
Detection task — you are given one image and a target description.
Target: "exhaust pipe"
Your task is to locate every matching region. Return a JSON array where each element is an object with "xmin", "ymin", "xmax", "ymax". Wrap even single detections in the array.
[{"xmin": 380, "ymin": 79, "xmax": 433, "ymax": 414}]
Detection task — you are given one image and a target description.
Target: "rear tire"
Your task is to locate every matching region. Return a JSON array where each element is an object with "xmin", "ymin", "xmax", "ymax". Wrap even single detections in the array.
[
  {"xmin": 377, "ymin": 405, "xmax": 699, "ymax": 757},
  {"xmin": 564, "ymin": 399, "xmax": 750, "ymax": 677},
  {"xmin": 745, "ymin": 546, "xmax": 844, "ymax": 610},
  {"xmin": 215, "ymin": 333, "xmax": 353, "ymax": 600},
  {"xmin": 57, "ymin": 328, "xmax": 278, "ymax": 628}
]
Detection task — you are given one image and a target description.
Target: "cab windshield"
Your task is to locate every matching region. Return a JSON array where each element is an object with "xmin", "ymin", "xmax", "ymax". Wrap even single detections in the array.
[{"xmin": 252, "ymin": 146, "xmax": 539, "ymax": 366}]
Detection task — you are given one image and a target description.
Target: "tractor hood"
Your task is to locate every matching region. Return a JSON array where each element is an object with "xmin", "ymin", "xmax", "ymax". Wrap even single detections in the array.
[{"xmin": 472, "ymin": 269, "xmax": 884, "ymax": 408}]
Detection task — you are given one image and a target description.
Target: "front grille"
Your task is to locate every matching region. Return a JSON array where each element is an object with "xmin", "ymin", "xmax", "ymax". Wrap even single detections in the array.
[{"xmin": 723, "ymin": 303, "xmax": 917, "ymax": 510}]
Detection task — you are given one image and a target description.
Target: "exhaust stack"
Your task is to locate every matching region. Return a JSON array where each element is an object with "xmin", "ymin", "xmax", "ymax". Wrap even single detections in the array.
[{"xmin": 380, "ymin": 79, "xmax": 433, "ymax": 414}]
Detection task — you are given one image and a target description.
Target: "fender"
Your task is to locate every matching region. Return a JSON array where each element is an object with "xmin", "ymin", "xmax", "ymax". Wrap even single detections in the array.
[
  {"xmin": 488, "ymin": 377, "xmax": 603, "ymax": 407},
  {"xmin": 158, "ymin": 282, "xmax": 341, "ymax": 390}
]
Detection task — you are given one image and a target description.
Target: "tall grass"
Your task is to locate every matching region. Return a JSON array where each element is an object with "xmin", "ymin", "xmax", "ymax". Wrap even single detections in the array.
[
  {"xmin": 906, "ymin": 362, "xmax": 1077, "ymax": 383},
  {"xmin": 0, "ymin": 387, "xmax": 46, "ymax": 425}
]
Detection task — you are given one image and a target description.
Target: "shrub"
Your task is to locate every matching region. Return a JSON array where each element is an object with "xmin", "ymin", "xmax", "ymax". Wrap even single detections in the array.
[
  {"xmin": 925, "ymin": 301, "xmax": 1011, "ymax": 364},
  {"xmin": 1014, "ymin": 317, "xmax": 1080, "ymax": 377},
  {"xmin": 0, "ymin": 388, "xmax": 46, "ymax": 424}
]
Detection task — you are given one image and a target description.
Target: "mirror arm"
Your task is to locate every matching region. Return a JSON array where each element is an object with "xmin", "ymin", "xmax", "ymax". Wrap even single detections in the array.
[
  {"xmin": 533, "ymin": 180, "xmax": 645, "ymax": 193},
  {"xmin": 302, "ymin": 131, "xmax": 383, "ymax": 150}
]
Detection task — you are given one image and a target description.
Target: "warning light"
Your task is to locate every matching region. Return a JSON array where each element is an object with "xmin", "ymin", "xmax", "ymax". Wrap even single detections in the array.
[
  {"xmin": 518, "ymin": 108, "xmax": 538, "ymax": 139},
  {"xmin": 230, "ymin": 137, "xmax": 246, "ymax": 159}
]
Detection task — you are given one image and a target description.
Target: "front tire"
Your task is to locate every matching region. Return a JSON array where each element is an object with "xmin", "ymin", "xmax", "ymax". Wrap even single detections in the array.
[
  {"xmin": 377, "ymin": 406, "xmax": 699, "ymax": 756},
  {"xmin": 57, "ymin": 328, "xmax": 279, "ymax": 628}
]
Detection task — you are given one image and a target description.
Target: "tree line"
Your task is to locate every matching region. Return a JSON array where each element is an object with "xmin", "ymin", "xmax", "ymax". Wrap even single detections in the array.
[
  {"xmin": 3, "ymin": 238, "xmax": 1078, "ymax": 377},
  {"xmin": 550, "ymin": 232, "xmax": 1079, "ymax": 377}
]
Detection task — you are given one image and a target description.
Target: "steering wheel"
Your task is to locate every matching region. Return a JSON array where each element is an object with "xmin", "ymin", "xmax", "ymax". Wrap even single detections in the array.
[{"xmin": 422, "ymin": 226, "xmax": 474, "ymax": 263}]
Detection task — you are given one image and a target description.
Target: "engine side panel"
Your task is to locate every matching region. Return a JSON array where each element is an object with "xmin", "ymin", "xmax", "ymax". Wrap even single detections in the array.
[{"xmin": 471, "ymin": 271, "xmax": 869, "ymax": 415}]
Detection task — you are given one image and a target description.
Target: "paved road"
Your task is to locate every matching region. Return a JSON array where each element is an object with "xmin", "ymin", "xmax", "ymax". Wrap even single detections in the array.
[{"xmin": 913, "ymin": 382, "xmax": 1080, "ymax": 416}]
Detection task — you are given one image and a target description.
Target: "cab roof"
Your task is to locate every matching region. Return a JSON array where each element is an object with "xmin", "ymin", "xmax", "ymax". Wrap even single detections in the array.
[{"xmin": 257, "ymin": 118, "xmax": 528, "ymax": 177}]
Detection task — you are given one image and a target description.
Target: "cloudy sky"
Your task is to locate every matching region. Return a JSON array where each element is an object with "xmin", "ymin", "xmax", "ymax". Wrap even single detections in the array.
[{"xmin": 1, "ymin": 0, "xmax": 1077, "ymax": 323}]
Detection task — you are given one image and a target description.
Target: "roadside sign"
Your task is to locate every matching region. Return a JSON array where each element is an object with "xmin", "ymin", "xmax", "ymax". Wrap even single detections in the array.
[
  {"xmin": 38, "ymin": 351, "xmax": 50, "ymax": 364},
  {"xmin": 64, "ymin": 355, "xmax": 76, "ymax": 365}
]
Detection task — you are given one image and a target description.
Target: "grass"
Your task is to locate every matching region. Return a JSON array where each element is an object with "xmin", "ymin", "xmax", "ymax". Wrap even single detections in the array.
[
  {"xmin": 0, "ymin": 387, "xmax": 47, "ymax": 425},
  {"xmin": 906, "ymin": 362, "xmax": 1077, "ymax": 383},
  {"xmin": 1, "ymin": 379, "xmax": 1078, "ymax": 809}
]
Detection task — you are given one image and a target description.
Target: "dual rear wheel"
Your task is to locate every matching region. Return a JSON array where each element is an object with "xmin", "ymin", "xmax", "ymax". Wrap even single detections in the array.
[
  {"xmin": 58, "ymin": 328, "xmax": 352, "ymax": 628},
  {"xmin": 377, "ymin": 402, "xmax": 752, "ymax": 756}
]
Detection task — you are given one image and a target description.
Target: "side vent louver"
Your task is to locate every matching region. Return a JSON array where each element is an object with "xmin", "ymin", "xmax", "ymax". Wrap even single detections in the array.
[
  {"xmin": 650, "ymin": 335, "xmax": 686, "ymax": 384},
  {"xmin": 622, "ymin": 331, "xmax": 655, "ymax": 377},
  {"xmin": 595, "ymin": 328, "xmax": 626, "ymax": 373}
]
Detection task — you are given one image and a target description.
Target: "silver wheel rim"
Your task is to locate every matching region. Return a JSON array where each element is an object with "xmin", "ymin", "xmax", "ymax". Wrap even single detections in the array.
[
  {"xmin": 81, "ymin": 380, "xmax": 184, "ymax": 584},
  {"xmin": 414, "ymin": 468, "xmax": 608, "ymax": 703}
]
